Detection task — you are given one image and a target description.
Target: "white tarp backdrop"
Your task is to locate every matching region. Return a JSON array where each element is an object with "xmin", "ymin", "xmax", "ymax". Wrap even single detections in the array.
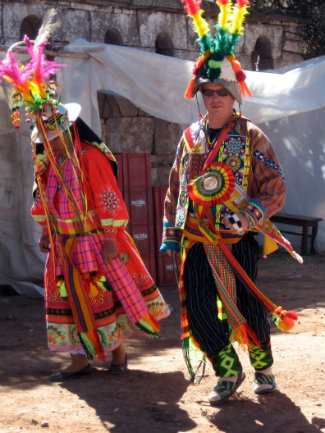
[{"xmin": 0, "ymin": 40, "xmax": 324, "ymax": 296}]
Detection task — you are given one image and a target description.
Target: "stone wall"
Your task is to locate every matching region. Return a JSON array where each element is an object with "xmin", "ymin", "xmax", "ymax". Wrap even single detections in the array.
[
  {"xmin": 0, "ymin": 0, "xmax": 306, "ymax": 64},
  {"xmin": 0, "ymin": 0, "xmax": 308, "ymax": 186},
  {"xmin": 98, "ymin": 92, "xmax": 183, "ymax": 185}
]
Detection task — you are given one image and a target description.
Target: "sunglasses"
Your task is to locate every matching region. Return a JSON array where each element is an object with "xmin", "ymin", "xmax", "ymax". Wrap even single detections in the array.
[{"xmin": 201, "ymin": 88, "xmax": 231, "ymax": 97}]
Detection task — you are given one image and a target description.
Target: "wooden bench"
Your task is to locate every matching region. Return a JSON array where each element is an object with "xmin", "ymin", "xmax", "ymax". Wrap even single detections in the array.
[{"xmin": 270, "ymin": 212, "xmax": 322, "ymax": 255}]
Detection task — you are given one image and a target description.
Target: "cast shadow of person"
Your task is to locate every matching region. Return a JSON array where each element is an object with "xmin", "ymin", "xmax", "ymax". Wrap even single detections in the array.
[
  {"xmin": 60, "ymin": 367, "xmax": 196, "ymax": 433},
  {"xmin": 203, "ymin": 390, "xmax": 324, "ymax": 433}
]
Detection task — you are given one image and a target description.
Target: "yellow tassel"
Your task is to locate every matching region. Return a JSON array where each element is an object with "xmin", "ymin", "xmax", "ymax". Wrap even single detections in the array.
[
  {"xmin": 263, "ymin": 236, "xmax": 279, "ymax": 257},
  {"xmin": 89, "ymin": 282, "xmax": 99, "ymax": 298}
]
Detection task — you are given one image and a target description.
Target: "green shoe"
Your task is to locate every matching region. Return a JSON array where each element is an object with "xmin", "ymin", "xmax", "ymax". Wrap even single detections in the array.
[
  {"xmin": 253, "ymin": 372, "xmax": 277, "ymax": 395},
  {"xmin": 208, "ymin": 372, "xmax": 246, "ymax": 406}
]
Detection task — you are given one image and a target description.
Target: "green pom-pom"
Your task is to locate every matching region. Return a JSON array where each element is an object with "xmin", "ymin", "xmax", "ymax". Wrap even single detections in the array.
[{"xmin": 208, "ymin": 59, "xmax": 222, "ymax": 69}]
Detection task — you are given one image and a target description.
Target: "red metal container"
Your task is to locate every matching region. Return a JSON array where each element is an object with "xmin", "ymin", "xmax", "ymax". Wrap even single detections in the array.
[
  {"xmin": 153, "ymin": 217, "xmax": 178, "ymax": 287},
  {"xmin": 123, "ymin": 186, "xmax": 154, "ymax": 222},
  {"xmin": 122, "ymin": 153, "xmax": 152, "ymax": 187},
  {"xmin": 140, "ymin": 253, "xmax": 157, "ymax": 282},
  {"xmin": 156, "ymin": 254, "xmax": 178, "ymax": 287},
  {"xmin": 152, "ymin": 185, "xmax": 175, "ymax": 286},
  {"xmin": 127, "ymin": 222, "xmax": 155, "ymax": 257},
  {"xmin": 153, "ymin": 185, "xmax": 168, "ymax": 223}
]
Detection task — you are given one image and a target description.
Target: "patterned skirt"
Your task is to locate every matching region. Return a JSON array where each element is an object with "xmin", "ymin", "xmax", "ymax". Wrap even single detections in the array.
[{"xmin": 44, "ymin": 229, "xmax": 170, "ymax": 357}]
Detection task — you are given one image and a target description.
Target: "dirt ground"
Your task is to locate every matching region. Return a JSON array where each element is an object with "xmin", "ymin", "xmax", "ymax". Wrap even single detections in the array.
[{"xmin": 0, "ymin": 252, "xmax": 324, "ymax": 433}]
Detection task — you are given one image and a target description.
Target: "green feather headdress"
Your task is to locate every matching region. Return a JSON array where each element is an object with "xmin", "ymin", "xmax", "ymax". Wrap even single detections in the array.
[{"xmin": 181, "ymin": 0, "xmax": 251, "ymax": 100}]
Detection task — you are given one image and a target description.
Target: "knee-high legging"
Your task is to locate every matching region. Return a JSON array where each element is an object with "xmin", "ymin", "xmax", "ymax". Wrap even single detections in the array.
[{"xmin": 183, "ymin": 234, "xmax": 271, "ymax": 358}]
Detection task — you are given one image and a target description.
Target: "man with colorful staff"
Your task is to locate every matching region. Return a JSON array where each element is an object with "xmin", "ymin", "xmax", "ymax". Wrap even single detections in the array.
[
  {"xmin": 161, "ymin": 0, "xmax": 302, "ymax": 405},
  {"xmin": 0, "ymin": 11, "xmax": 170, "ymax": 381}
]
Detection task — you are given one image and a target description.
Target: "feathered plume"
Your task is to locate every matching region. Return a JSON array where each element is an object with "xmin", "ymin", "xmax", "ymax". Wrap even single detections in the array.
[
  {"xmin": 181, "ymin": 0, "xmax": 213, "ymax": 55},
  {"xmin": 34, "ymin": 9, "xmax": 61, "ymax": 49},
  {"xmin": 0, "ymin": 9, "xmax": 65, "ymax": 128},
  {"xmin": 181, "ymin": 0, "xmax": 251, "ymax": 99}
]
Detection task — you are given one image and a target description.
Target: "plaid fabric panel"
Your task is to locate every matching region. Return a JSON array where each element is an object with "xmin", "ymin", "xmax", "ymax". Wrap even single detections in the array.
[
  {"xmin": 204, "ymin": 243, "xmax": 247, "ymax": 329},
  {"xmin": 103, "ymin": 257, "xmax": 148, "ymax": 323},
  {"xmin": 88, "ymin": 233, "xmax": 149, "ymax": 323}
]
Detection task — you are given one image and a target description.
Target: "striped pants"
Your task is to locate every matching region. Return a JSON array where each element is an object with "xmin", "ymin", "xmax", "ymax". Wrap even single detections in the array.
[{"xmin": 183, "ymin": 233, "xmax": 272, "ymax": 375}]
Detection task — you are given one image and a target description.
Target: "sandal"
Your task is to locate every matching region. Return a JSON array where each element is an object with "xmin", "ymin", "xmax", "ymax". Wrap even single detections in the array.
[
  {"xmin": 253, "ymin": 372, "xmax": 277, "ymax": 395},
  {"xmin": 108, "ymin": 354, "xmax": 128, "ymax": 375},
  {"xmin": 208, "ymin": 372, "xmax": 246, "ymax": 406},
  {"xmin": 49, "ymin": 364, "xmax": 92, "ymax": 382}
]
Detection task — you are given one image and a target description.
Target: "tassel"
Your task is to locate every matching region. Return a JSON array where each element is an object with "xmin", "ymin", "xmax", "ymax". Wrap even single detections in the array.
[
  {"xmin": 239, "ymin": 80, "xmax": 252, "ymax": 97},
  {"xmin": 89, "ymin": 282, "xmax": 99, "ymax": 298},
  {"xmin": 57, "ymin": 278, "xmax": 68, "ymax": 297},
  {"xmin": 184, "ymin": 77, "xmax": 196, "ymax": 98},
  {"xmin": 135, "ymin": 312, "xmax": 161, "ymax": 337},
  {"xmin": 80, "ymin": 329, "xmax": 106, "ymax": 361},
  {"xmin": 272, "ymin": 306, "xmax": 298, "ymax": 331},
  {"xmin": 96, "ymin": 275, "xmax": 108, "ymax": 292},
  {"xmin": 263, "ymin": 235, "xmax": 279, "ymax": 257},
  {"xmin": 235, "ymin": 69, "xmax": 246, "ymax": 82},
  {"xmin": 230, "ymin": 323, "xmax": 256, "ymax": 350}
]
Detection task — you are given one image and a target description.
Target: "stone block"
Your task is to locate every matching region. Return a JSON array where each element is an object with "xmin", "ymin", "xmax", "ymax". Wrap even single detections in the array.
[
  {"xmin": 98, "ymin": 93, "xmax": 141, "ymax": 119},
  {"xmin": 61, "ymin": 9, "xmax": 91, "ymax": 42},
  {"xmin": 2, "ymin": 2, "xmax": 50, "ymax": 42},
  {"xmin": 138, "ymin": 11, "xmax": 187, "ymax": 50},
  {"xmin": 91, "ymin": 9, "xmax": 139, "ymax": 45},
  {"xmin": 154, "ymin": 118, "xmax": 182, "ymax": 156},
  {"xmin": 276, "ymin": 52, "xmax": 303, "ymax": 68},
  {"xmin": 151, "ymin": 164, "xmax": 173, "ymax": 187},
  {"xmin": 104, "ymin": 117, "xmax": 154, "ymax": 153},
  {"xmin": 283, "ymin": 39, "xmax": 303, "ymax": 54},
  {"xmin": 244, "ymin": 23, "xmax": 284, "ymax": 59}
]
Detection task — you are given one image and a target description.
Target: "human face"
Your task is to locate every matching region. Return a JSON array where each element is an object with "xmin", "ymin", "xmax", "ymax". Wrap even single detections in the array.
[
  {"xmin": 201, "ymin": 83, "xmax": 235, "ymax": 123},
  {"xmin": 49, "ymin": 135, "xmax": 66, "ymax": 157}
]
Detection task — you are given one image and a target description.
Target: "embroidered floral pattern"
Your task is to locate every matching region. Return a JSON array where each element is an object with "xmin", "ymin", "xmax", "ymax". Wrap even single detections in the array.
[
  {"xmin": 225, "ymin": 155, "xmax": 242, "ymax": 172},
  {"xmin": 48, "ymin": 325, "xmax": 66, "ymax": 345},
  {"xmin": 223, "ymin": 136, "xmax": 246, "ymax": 156},
  {"xmin": 102, "ymin": 190, "xmax": 118, "ymax": 211}
]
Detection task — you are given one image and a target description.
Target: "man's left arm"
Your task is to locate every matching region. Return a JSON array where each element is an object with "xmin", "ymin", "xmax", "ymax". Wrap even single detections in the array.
[{"xmin": 241, "ymin": 126, "xmax": 286, "ymax": 229}]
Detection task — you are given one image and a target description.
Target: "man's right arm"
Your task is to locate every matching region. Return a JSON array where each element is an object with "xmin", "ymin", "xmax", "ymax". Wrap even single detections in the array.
[{"xmin": 160, "ymin": 137, "xmax": 184, "ymax": 254}]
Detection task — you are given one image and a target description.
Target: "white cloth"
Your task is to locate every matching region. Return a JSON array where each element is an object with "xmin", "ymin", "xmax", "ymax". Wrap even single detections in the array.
[{"xmin": 0, "ymin": 42, "xmax": 324, "ymax": 296}]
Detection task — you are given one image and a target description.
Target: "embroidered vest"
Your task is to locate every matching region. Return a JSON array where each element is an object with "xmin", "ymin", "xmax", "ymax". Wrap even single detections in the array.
[{"xmin": 175, "ymin": 116, "xmax": 252, "ymax": 230}]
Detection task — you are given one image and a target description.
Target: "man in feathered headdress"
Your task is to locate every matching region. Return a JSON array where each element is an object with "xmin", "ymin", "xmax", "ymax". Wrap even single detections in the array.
[
  {"xmin": 161, "ymin": 0, "xmax": 300, "ymax": 405},
  {"xmin": 0, "ymin": 10, "xmax": 170, "ymax": 380}
]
